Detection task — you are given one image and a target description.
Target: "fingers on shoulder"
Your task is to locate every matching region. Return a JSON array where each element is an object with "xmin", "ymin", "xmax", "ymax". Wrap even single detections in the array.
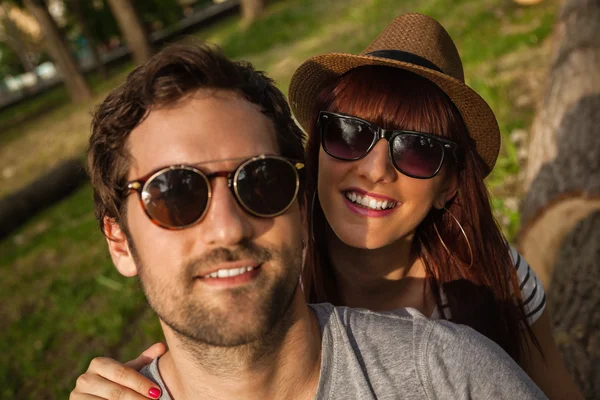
[
  {"xmin": 73, "ymin": 370, "xmax": 151, "ymax": 400},
  {"xmin": 88, "ymin": 357, "xmax": 131, "ymax": 382}
]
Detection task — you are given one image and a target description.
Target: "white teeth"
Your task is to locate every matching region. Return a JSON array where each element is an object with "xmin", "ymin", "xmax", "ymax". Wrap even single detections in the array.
[
  {"xmin": 217, "ymin": 269, "xmax": 229, "ymax": 278},
  {"xmin": 204, "ymin": 266, "xmax": 254, "ymax": 279},
  {"xmin": 344, "ymin": 191, "xmax": 397, "ymax": 211}
]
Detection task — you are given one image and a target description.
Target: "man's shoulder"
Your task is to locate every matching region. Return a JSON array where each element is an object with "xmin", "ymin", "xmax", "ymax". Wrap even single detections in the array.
[
  {"xmin": 311, "ymin": 301, "xmax": 435, "ymax": 326},
  {"xmin": 309, "ymin": 302, "xmax": 500, "ymax": 343},
  {"xmin": 309, "ymin": 303, "xmax": 431, "ymax": 398},
  {"xmin": 309, "ymin": 302, "xmax": 517, "ymax": 368},
  {"xmin": 309, "ymin": 302, "xmax": 437, "ymax": 350}
]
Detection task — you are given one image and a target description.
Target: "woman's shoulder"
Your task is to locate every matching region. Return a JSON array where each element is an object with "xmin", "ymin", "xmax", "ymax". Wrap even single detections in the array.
[{"xmin": 433, "ymin": 247, "xmax": 547, "ymax": 325}]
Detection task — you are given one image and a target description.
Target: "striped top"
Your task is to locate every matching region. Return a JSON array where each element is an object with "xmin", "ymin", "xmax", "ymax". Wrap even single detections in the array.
[{"xmin": 430, "ymin": 247, "xmax": 546, "ymax": 326}]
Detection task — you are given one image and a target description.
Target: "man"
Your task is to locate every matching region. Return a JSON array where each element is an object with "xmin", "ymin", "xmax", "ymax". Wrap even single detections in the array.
[{"xmin": 73, "ymin": 41, "xmax": 546, "ymax": 399}]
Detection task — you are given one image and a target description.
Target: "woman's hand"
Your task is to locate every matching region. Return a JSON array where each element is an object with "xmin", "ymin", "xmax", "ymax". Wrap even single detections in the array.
[{"xmin": 70, "ymin": 342, "xmax": 167, "ymax": 399}]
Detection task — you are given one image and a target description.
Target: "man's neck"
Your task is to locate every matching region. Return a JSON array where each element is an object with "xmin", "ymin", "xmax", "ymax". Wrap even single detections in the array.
[{"xmin": 157, "ymin": 290, "xmax": 322, "ymax": 400}]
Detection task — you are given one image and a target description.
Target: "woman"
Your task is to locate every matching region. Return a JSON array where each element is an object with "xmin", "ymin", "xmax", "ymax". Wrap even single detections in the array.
[{"xmin": 71, "ymin": 13, "xmax": 581, "ymax": 399}]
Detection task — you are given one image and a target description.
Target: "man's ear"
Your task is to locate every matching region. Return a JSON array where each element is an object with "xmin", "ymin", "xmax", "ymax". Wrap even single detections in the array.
[{"xmin": 103, "ymin": 217, "xmax": 139, "ymax": 277}]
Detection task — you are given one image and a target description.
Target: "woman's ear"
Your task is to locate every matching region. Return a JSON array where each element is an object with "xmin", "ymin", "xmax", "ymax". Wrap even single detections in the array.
[
  {"xmin": 435, "ymin": 171, "xmax": 459, "ymax": 209},
  {"xmin": 103, "ymin": 217, "xmax": 139, "ymax": 277}
]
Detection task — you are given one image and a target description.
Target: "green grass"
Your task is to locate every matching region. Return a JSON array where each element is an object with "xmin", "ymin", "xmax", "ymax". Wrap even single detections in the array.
[
  {"xmin": 0, "ymin": 184, "xmax": 163, "ymax": 398},
  {"xmin": 0, "ymin": 0, "xmax": 558, "ymax": 397}
]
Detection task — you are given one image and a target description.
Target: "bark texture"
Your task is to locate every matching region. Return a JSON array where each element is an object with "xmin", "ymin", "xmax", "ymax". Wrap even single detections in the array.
[
  {"xmin": 23, "ymin": 0, "xmax": 92, "ymax": 102},
  {"xmin": 547, "ymin": 211, "xmax": 600, "ymax": 397},
  {"xmin": 517, "ymin": 0, "xmax": 600, "ymax": 396},
  {"xmin": 106, "ymin": 0, "xmax": 152, "ymax": 66}
]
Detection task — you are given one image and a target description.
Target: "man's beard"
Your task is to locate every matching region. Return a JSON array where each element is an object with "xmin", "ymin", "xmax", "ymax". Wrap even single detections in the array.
[{"xmin": 128, "ymin": 236, "xmax": 303, "ymax": 349}]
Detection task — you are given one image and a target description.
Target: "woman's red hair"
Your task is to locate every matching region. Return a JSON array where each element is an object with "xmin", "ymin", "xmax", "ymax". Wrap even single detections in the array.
[{"xmin": 302, "ymin": 66, "xmax": 536, "ymax": 363}]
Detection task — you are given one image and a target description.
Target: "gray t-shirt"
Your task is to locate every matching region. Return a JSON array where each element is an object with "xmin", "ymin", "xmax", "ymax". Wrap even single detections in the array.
[{"xmin": 141, "ymin": 303, "xmax": 547, "ymax": 399}]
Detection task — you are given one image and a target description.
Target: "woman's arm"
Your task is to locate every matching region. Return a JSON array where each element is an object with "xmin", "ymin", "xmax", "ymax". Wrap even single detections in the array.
[
  {"xmin": 522, "ymin": 310, "xmax": 583, "ymax": 400},
  {"xmin": 70, "ymin": 342, "xmax": 167, "ymax": 400}
]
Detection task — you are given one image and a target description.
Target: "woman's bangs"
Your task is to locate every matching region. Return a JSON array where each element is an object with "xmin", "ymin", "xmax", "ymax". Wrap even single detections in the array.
[{"xmin": 324, "ymin": 66, "xmax": 463, "ymax": 142}]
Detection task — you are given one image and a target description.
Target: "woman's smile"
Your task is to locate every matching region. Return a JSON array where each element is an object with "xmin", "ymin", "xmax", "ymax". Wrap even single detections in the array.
[{"xmin": 341, "ymin": 188, "xmax": 399, "ymax": 217}]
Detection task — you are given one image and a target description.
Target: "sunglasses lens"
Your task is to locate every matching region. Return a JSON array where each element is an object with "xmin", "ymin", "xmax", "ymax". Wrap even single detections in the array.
[
  {"xmin": 142, "ymin": 168, "xmax": 209, "ymax": 228},
  {"xmin": 236, "ymin": 158, "xmax": 298, "ymax": 216},
  {"xmin": 392, "ymin": 134, "xmax": 444, "ymax": 178},
  {"xmin": 322, "ymin": 116, "xmax": 374, "ymax": 160}
]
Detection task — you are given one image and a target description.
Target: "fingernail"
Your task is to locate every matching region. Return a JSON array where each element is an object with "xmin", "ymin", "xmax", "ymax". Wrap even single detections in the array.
[{"xmin": 149, "ymin": 387, "xmax": 161, "ymax": 398}]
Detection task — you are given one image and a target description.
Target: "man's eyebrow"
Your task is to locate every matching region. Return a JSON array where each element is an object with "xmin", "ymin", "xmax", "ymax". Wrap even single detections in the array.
[
  {"xmin": 190, "ymin": 155, "xmax": 262, "ymax": 167},
  {"xmin": 187, "ymin": 153, "xmax": 275, "ymax": 166}
]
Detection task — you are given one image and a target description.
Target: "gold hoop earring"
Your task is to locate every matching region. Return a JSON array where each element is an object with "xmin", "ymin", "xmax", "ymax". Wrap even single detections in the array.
[{"xmin": 433, "ymin": 206, "xmax": 473, "ymax": 269}]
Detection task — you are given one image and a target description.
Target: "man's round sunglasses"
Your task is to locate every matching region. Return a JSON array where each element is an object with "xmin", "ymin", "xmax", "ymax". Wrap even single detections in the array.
[
  {"xmin": 126, "ymin": 155, "xmax": 304, "ymax": 230},
  {"xmin": 318, "ymin": 111, "xmax": 459, "ymax": 179}
]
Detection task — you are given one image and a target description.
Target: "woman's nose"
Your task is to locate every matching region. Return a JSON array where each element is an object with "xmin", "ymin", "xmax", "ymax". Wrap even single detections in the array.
[{"xmin": 355, "ymin": 139, "xmax": 396, "ymax": 184}]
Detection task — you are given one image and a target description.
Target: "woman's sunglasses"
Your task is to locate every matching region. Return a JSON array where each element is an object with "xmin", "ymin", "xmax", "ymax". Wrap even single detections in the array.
[
  {"xmin": 318, "ymin": 111, "xmax": 458, "ymax": 179},
  {"xmin": 126, "ymin": 155, "xmax": 304, "ymax": 230}
]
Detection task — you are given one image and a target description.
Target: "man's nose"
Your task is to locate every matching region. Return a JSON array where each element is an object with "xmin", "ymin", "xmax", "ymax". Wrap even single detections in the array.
[
  {"xmin": 200, "ymin": 178, "xmax": 254, "ymax": 247},
  {"xmin": 355, "ymin": 139, "xmax": 396, "ymax": 184}
]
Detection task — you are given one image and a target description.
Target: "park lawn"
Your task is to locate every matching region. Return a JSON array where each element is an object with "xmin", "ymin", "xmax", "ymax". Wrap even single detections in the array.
[{"xmin": 0, "ymin": 0, "xmax": 557, "ymax": 398}]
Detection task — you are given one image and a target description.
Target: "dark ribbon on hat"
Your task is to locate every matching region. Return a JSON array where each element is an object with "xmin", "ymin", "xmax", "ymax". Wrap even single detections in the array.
[{"xmin": 366, "ymin": 50, "xmax": 442, "ymax": 73}]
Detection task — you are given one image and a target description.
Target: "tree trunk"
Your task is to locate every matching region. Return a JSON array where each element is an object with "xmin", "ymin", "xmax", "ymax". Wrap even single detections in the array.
[
  {"xmin": 518, "ymin": 0, "xmax": 600, "ymax": 289},
  {"xmin": 547, "ymin": 211, "xmax": 600, "ymax": 397},
  {"xmin": 69, "ymin": 0, "xmax": 107, "ymax": 79},
  {"xmin": 517, "ymin": 0, "xmax": 600, "ymax": 396},
  {"xmin": 0, "ymin": 4, "xmax": 38, "ymax": 77},
  {"xmin": 22, "ymin": 0, "xmax": 92, "ymax": 102},
  {"xmin": 105, "ymin": 0, "xmax": 152, "ymax": 66},
  {"xmin": 240, "ymin": 0, "xmax": 266, "ymax": 27}
]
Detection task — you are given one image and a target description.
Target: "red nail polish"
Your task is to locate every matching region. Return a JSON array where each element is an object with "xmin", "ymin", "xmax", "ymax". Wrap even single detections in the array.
[{"xmin": 148, "ymin": 387, "xmax": 161, "ymax": 399}]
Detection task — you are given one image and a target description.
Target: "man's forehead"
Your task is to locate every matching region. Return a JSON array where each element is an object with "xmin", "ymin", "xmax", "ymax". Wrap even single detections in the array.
[{"xmin": 126, "ymin": 90, "xmax": 279, "ymax": 177}]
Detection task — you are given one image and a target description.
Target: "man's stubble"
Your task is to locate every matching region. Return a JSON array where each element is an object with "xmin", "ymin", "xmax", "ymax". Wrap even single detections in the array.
[{"xmin": 127, "ymin": 234, "xmax": 304, "ymax": 367}]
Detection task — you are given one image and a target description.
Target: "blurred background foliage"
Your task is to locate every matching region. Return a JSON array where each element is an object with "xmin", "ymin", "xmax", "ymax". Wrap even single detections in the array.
[{"xmin": 0, "ymin": 0, "xmax": 558, "ymax": 398}]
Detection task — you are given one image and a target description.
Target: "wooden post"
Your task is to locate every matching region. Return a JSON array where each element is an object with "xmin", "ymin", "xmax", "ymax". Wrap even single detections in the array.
[{"xmin": 0, "ymin": 159, "xmax": 88, "ymax": 240}]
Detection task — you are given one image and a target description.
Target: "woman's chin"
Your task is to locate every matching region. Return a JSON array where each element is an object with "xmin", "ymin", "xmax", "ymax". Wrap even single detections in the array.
[
  {"xmin": 330, "ymin": 225, "xmax": 415, "ymax": 251},
  {"xmin": 334, "ymin": 231, "xmax": 394, "ymax": 251}
]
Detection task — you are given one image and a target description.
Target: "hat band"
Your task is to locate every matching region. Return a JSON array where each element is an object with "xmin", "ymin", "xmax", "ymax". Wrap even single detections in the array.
[{"xmin": 366, "ymin": 50, "xmax": 442, "ymax": 73}]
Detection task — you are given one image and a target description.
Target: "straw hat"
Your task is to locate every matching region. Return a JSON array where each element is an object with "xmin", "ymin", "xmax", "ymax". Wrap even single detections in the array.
[{"xmin": 288, "ymin": 13, "xmax": 501, "ymax": 175}]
